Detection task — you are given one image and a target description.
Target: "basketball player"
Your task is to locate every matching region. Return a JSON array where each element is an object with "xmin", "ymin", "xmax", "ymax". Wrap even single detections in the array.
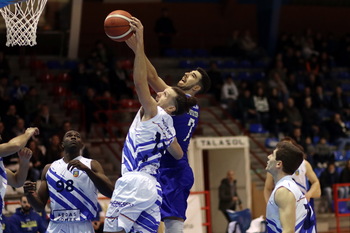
[
  {"xmin": 103, "ymin": 17, "xmax": 197, "ymax": 233},
  {"xmin": 264, "ymin": 137, "xmax": 321, "ymax": 205},
  {"xmin": 266, "ymin": 141, "xmax": 316, "ymax": 232},
  {"xmin": 125, "ymin": 17, "xmax": 211, "ymax": 233},
  {"xmin": 0, "ymin": 127, "xmax": 39, "ymax": 233},
  {"xmin": 23, "ymin": 130, "xmax": 114, "ymax": 233}
]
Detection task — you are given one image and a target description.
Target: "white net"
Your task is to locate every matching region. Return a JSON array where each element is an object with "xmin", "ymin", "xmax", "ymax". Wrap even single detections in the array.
[{"xmin": 0, "ymin": 0, "xmax": 47, "ymax": 46}]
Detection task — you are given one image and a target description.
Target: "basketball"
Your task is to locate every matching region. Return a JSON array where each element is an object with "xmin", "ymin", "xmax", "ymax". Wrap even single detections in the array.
[{"xmin": 104, "ymin": 10, "xmax": 133, "ymax": 42}]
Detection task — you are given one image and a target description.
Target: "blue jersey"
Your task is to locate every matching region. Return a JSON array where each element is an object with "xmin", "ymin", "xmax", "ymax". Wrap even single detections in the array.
[{"xmin": 160, "ymin": 104, "xmax": 199, "ymax": 168}]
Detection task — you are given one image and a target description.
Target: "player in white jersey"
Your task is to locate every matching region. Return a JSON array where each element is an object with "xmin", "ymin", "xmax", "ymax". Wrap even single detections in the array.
[
  {"xmin": 264, "ymin": 137, "xmax": 321, "ymax": 203},
  {"xmin": 24, "ymin": 130, "xmax": 114, "ymax": 233},
  {"xmin": 266, "ymin": 141, "xmax": 316, "ymax": 233},
  {"xmin": 104, "ymin": 17, "xmax": 197, "ymax": 233},
  {"xmin": 0, "ymin": 127, "xmax": 39, "ymax": 233}
]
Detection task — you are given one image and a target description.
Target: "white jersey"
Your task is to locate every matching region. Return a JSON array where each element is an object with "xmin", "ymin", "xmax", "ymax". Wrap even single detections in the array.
[
  {"xmin": 0, "ymin": 158, "xmax": 6, "ymax": 229},
  {"xmin": 46, "ymin": 156, "xmax": 98, "ymax": 222},
  {"xmin": 292, "ymin": 160, "xmax": 308, "ymax": 194},
  {"xmin": 122, "ymin": 107, "xmax": 176, "ymax": 177},
  {"xmin": 266, "ymin": 176, "xmax": 316, "ymax": 233}
]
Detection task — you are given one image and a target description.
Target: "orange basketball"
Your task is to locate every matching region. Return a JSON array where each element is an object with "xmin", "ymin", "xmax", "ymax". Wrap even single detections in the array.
[{"xmin": 104, "ymin": 10, "xmax": 133, "ymax": 42}]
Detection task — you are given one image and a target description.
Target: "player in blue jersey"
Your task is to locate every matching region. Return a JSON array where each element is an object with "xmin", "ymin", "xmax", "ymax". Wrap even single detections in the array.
[
  {"xmin": 24, "ymin": 130, "xmax": 114, "ymax": 233},
  {"xmin": 103, "ymin": 17, "xmax": 197, "ymax": 233},
  {"xmin": 266, "ymin": 141, "xmax": 316, "ymax": 233},
  {"xmin": 125, "ymin": 18, "xmax": 211, "ymax": 233},
  {"xmin": 0, "ymin": 127, "xmax": 39, "ymax": 233}
]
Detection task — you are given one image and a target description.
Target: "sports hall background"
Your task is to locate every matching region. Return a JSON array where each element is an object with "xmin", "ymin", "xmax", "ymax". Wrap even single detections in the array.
[{"xmin": 0, "ymin": 0, "xmax": 349, "ymax": 232}]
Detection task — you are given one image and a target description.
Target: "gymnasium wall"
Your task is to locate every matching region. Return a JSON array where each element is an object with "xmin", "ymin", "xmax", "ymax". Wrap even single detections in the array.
[{"xmin": 80, "ymin": 1, "xmax": 350, "ymax": 58}]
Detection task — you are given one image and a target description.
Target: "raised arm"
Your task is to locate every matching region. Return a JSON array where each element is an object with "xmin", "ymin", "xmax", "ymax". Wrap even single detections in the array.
[
  {"xmin": 129, "ymin": 17, "xmax": 158, "ymax": 119},
  {"xmin": 304, "ymin": 160, "xmax": 321, "ymax": 200},
  {"xmin": 0, "ymin": 127, "xmax": 39, "ymax": 157},
  {"xmin": 24, "ymin": 164, "xmax": 50, "ymax": 212},
  {"xmin": 126, "ymin": 26, "xmax": 169, "ymax": 93},
  {"xmin": 67, "ymin": 159, "xmax": 114, "ymax": 198},
  {"xmin": 6, "ymin": 147, "xmax": 32, "ymax": 188}
]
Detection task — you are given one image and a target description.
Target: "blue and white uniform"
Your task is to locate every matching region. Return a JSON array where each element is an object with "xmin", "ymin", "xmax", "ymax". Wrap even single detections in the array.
[
  {"xmin": 105, "ymin": 107, "xmax": 176, "ymax": 233},
  {"xmin": 46, "ymin": 156, "xmax": 98, "ymax": 233},
  {"xmin": 159, "ymin": 102, "xmax": 199, "ymax": 220},
  {"xmin": 0, "ymin": 158, "xmax": 7, "ymax": 233},
  {"xmin": 292, "ymin": 160, "xmax": 308, "ymax": 194},
  {"xmin": 266, "ymin": 176, "xmax": 316, "ymax": 233}
]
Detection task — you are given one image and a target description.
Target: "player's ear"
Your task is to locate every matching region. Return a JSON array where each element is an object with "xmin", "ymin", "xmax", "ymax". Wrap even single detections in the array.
[
  {"xmin": 166, "ymin": 105, "xmax": 176, "ymax": 115},
  {"xmin": 192, "ymin": 84, "xmax": 201, "ymax": 92}
]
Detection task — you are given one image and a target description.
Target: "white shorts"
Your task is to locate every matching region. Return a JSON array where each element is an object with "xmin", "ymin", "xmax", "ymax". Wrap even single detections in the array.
[
  {"xmin": 46, "ymin": 220, "xmax": 94, "ymax": 233},
  {"xmin": 104, "ymin": 172, "xmax": 162, "ymax": 233}
]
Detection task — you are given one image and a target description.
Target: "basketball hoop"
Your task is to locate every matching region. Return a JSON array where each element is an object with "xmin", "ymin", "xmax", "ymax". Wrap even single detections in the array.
[{"xmin": 0, "ymin": 0, "xmax": 47, "ymax": 46}]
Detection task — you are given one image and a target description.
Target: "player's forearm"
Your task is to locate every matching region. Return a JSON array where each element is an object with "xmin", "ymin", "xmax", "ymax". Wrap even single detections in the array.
[
  {"xmin": 85, "ymin": 169, "xmax": 114, "ymax": 198},
  {"xmin": 11, "ymin": 162, "xmax": 30, "ymax": 187},
  {"xmin": 307, "ymin": 181, "xmax": 321, "ymax": 198},
  {"xmin": 0, "ymin": 132, "xmax": 33, "ymax": 157},
  {"xmin": 26, "ymin": 194, "xmax": 46, "ymax": 212}
]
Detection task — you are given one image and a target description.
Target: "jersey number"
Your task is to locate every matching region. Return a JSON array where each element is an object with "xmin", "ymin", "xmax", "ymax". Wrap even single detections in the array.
[
  {"xmin": 56, "ymin": 180, "xmax": 74, "ymax": 192},
  {"xmin": 183, "ymin": 118, "xmax": 196, "ymax": 141}
]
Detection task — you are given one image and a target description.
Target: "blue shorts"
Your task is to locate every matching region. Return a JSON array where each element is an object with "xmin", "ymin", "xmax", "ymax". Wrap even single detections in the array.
[{"xmin": 159, "ymin": 164, "xmax": 194, "ymax": 220}]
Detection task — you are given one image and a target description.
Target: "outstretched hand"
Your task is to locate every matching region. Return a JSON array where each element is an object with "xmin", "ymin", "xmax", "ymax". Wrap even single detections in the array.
[{"xmin": 25, "ymin": 127, "xmax": 39, "ymax": 137}]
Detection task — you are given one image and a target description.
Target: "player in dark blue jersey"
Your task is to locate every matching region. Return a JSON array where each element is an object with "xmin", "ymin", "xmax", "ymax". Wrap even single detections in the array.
[{"xmin": 126, "ymin": 37, "xmax": 211, "ymax": 233}]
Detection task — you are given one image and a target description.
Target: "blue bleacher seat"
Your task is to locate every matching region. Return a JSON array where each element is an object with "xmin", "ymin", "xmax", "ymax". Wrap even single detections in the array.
[
  {"xmin": 253, "ymin": 60, "xmax": 269, "ymax": 68},
  {"xmin": 313, "ymin": 167, "xmax": 324, "ymax": 178},
  {"xmin": 46, "ymin": 60, "xmax": 62, "ymax": 70},
  {"xmin": 337, "ymin": 71, "xmax": 350, "ymax": 80},
  {"xmin": 237, "ymin": 72, "xmax": 251, "ymax": 81},
  {"xmin": 194, "ymin": 60, "xmax": 209, "ymax": 69},
  {"xmin": 238, "ymin": 60, "xmax": 252, "ymax": 69},
  {"xmin": 223, "ymin": 60, "xmax": 238, "ymax": 69},
  {"xmin": 265, "ymin": 137, "xmax": 279, "ymax": 148},
  {"xmin": 163, "ymin": 48, "xmax": 178, "ymax": 57},
  {"xmin": 249, "ymin": 123, "xmax": 268, "ymax": 134},
  {"xmin": 194, "ymin": 48, "xmax": 209, "ymax": 57},
  {"xmin": 251, "ymin": 72, "xmax": 265, "ymax": 81},
  {"xmin": 179, "ymin": 48, "xmax": 193, "ymax": 57},
  {"xmin": 334, "ymin": 151, "xmax": 347, "ymax": 161},
  {"xmin": 312, "ymin": 136, "xmax": 320, "ymax": 145},
  {"xmin": 178, "ymin": 60, "xmax": 192, "ymax": 69}
]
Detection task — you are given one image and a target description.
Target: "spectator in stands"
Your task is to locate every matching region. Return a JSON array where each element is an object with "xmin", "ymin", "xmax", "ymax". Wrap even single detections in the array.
[
  {"xmin": 12, "ymin": 117, "xmax": 26, "ymax": 137},
  {"xmin": 267, "ymin": 87, "xmax": 284, "ymax": 113},
  {"xmin": 207, "ymin": 61, "xmax": 224, "ymax": 102},
  {"xmin": 339, "ymin": 160, "xmax": 350, "ymax": 202},
  {"xmin": 285, "ymin": 97, "xmax": 302, "ymax": 129},
  {"xmin": 312, "ymin": 85, "xmax": 330, "ymax": 120},
  {"xmin": 81, "ymin": 87, "xmax": 99, "ymax": 138},
  {"xmin": 0, "ymin": 77, "xmax": 10, "ymax": 114},
  {"xmin": 327, "ymin": 113, "xmax": 350, "ymax": 152},
  {"xmin": 44, "ymin": 134, "xmax": 62, "ymax": 164},
  {"xmin": 154, "ymin": 8, "xmax": 177, "ymax": 56},
  {"xmin": 269, "ymin": 101, "xmax": 292, "ymax": 139},
  {"xmin": 2, "ymin": 104, "xmax": 19, "ymax": 138},
  {"xmin": 253, "ymin": 86, "xmax": 270, "ymax": 130},
  {"xmin": 33, "ymin": 103, "xmax": 59, "ymax": 147},
  {"xmin": 268, "ymin": 72, "xmax": 289, "ymax": 102},
  {"xmin": 235, "ymin": 89, "xmax": 257, "ymax": 127},
  {"xmin": 319, "ymin": 162, "xmax": 345, "ymax": 213},
  {"xmin": 109, "ymin": 59, "xmax": 133, "ymax": 100},
  {"xmin": 239, "ymin": 29, "xmax": 261, "ymax": 61},
  {"xmin": 300, "ymin": 97, "xmax": 320, "ymax": 138},
  {"xmin": 314, "ymin": 137, "xmax": 334, "ymax": 168},
  {"xmin": 27, "ymin": 139, "xmax": 45, "ymax": 181},
  {"xmin": 285, "ymin": 72, "xmax": 300, "ymax": 101},
  {"xmin": 329, "ymin": 86, "xmax": 350, "ymax": 120},
  {"xmin": 70, "ymin": 61, "xmax": 92, "ymax": 96},
  {"xmin": 290, "ymin": 127, "xmax": 307, "ymax": 151},
  {"xmin": 220, "ymin": 75, "xmax": 239, "ymax": 116},
  {"xmin": 7, "ymin": 195, "xmax": 47, "ymax": 232},
  {"xmin": 304, "ymin": 136, "xmax": 316, "ymax": 166},
  {"xmin": 23, "ymin": 86, "xmax": 41, "ymax": 125},
  {"xmin": 227, "ymin": 30, "xmax": 242, "ymax": 57}
]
